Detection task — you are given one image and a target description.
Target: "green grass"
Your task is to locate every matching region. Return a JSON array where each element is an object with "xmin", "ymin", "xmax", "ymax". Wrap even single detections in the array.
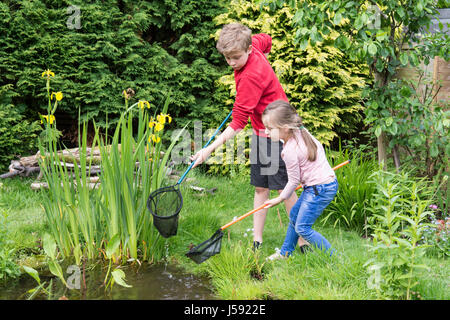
[
  {"xmin": 166, "ymin": 169, "xmax": 449, "ymax": 300},
  {"xmin": 1, "ymin": 172, "xmax": 449, "ymax": 300},
  {"xmin": 0, "ymin": 178, "xmax": 47, "ymax": 250}
]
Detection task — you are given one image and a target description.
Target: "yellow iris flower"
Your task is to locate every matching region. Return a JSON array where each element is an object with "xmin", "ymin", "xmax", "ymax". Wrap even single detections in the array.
[
  {"xmin": 138, "ymin": 100, "xmax": 151, "ymax": 109},
  {"xmin": 41, "ymin": 115, "xmax": 56, "ymax": 124},
  {"xmin": 157, "ymin": 114, "xmax": 172, "ymax": 124},
  {"xmin": 148, "ymin": 117, "xmax": 157, "ymax": 129},
  {"xmin": 51, "ymin": 92, "xmax": 63, "ymax": 101},
  {"xmin": 41, "ymin": 69, "xmax": 55, "ymax": 78},
  {"xmin": 149, "ymin": 114, "xmax": 172, "ymax": 130},
  {"xmin": 149, "ymin": 134, "xmax": 161, "ymax": 143},
  {"xmin": 154, "ymin": 122, "xmax": 164, "ymax": 132}
]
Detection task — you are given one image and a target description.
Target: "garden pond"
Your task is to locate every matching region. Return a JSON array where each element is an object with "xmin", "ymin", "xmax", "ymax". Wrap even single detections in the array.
[{"xmin": 0, "ymin": 262, "xmax": 216, "ymax": 300}]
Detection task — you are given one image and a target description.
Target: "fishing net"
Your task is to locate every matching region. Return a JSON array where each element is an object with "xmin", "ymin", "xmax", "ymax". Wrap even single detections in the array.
[
  {"xmin": 145, "ymin": 110, "xmax": 233, "ymax": 239},
  {"xmin": 184, "ymin": 160, "xmax": 350, "ymax": 264},
  {"xmin": 147, "ymin": 185, "xmax": 183, "ymax": 238},
  {"xmin": 185, "ymin": 229, "xmax": 224, "ymax": 264}
]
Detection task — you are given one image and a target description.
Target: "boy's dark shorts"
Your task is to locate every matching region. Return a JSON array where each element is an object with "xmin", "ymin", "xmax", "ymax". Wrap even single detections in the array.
[{"xmin": 250, "ymin": 134, "xmax": 288, "ymax": 191}]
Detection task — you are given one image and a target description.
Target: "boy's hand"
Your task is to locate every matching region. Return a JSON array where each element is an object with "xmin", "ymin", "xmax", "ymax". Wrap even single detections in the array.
[
  {"xmin": 190, "ymin": 126, "xmax": 237, "ymax": 169},
  {"xmin": 263, "ymin": 196, "xmax": 283, "ymax": 208},
  {"xmin": 190, "ymin": 147, "xmax": 212, "ymax": 168}
]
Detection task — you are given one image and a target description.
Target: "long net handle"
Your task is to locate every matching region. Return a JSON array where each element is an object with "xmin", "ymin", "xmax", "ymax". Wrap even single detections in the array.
[
  {"xmin": 177, "ymin": 110, "xmax": 233, "ymax": 185},
  {"xmin": 220, "ymin": 159, "xmax": 350, "ymax": 231}
]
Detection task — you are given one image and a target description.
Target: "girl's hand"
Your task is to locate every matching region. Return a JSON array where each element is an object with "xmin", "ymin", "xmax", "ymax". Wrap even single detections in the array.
[
  {"xmin": 264, "ymin": 196, "xmax": 283, "ymax": 208},
  {"xmin": 190, "ymin": 147, "xmax": 212, "ymax": 168}
]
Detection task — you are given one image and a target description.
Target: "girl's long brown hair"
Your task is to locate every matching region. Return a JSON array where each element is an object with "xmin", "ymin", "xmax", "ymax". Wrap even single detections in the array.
[{"xmin": 262, "ymin": 100, "xmax": 318, "ymax": 161}]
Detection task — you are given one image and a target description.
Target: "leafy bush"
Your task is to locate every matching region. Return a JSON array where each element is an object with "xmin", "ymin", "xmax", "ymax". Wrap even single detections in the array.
[
  {"xmin": 321, "ymin": 148, "xmax": 379, "ymax": 235},
  {"xmin": 0, "ymin": 0, "xmax": 227, "ymax": 129},
  {"xmin": 39, "ymin": 85, "xmax": 186, "ymax": 264},
  {"xmin": 364, "ymin": 170, "xmax": 435, "ymax": 299},
  {"xmin": 214, "ymin": 0, "xmax": 370, "ymax": 145},
  {"xmin": 421, "ymin": 204, "xmax": 449, "ymax": 258},
  {"xmin": 0, "ymin": 84, "xmax": 40, "ymax": 172},
  {"xmin": 364, "ymin": 70, "xmax": 450, "ymax": 179}
]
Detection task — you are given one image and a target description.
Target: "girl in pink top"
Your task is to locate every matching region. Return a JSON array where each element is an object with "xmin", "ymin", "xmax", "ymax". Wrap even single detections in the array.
[{"xmin": 262, "ymin": 100, "xmax": 338, "ymax": 259}]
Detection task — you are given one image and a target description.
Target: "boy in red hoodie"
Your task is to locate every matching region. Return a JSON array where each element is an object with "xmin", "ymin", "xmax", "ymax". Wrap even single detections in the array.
[{"xmin": 191, "ymin": 23, "xmax": 307, "ymax": 250}]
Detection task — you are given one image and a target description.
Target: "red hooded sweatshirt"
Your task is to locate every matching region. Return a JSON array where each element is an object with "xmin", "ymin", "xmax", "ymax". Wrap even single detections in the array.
[{"xmin": 229, "ymin": 33, "xmax": 289, "ymax": 137}]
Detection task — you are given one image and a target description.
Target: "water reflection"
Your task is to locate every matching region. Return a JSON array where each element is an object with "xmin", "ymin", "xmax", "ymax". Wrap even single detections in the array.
[
  {"xmin": 0, "ymin": 263, "xmax": 216, "ymax": 300},
  {"xmin": 110, "ymin": 264, "xmax": 216, "ymax": 300}
]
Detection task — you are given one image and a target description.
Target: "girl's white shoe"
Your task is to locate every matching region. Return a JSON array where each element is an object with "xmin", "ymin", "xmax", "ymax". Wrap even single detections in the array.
[{"xmin": 266, "ymin": 251, "xmax": 286, "ymax": 261}]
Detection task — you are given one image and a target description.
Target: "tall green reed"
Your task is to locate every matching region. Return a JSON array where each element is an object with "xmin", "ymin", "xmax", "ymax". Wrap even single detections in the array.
[{"xmin": 38, "ymin": 83, "xmax": 186, "ymax": 265}]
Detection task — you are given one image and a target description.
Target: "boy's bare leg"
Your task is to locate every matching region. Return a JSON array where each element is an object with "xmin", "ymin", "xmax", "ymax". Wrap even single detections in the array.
[
  {"xmin": 278, "ymin": 190, "xmax": 309, "ymax": 247},
  {"xmin": 253, "ymin": 187, "xmax": 270, "ymax": 243}
]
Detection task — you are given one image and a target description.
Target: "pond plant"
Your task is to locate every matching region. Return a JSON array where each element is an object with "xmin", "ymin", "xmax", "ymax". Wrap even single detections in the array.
[
  {"xmin": 34, "ymin": 70, "xmax": 186, "ymax": 287},
  {"xmin": 364, "ymin": 170, "xmax": 448, "ymax": 299}
]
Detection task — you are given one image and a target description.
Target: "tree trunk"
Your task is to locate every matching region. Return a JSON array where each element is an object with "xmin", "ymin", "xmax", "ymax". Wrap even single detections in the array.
[
  {"xmin": 374, "ymin": 71, "xmax": 389, "ymax": 170},
  {"xmin": 377, "ymin": 132, "xmax": 388, "ymax": 170},
  {"xmin": 392, "ymin": 144, "xmax": 401, "ymax": 172}
]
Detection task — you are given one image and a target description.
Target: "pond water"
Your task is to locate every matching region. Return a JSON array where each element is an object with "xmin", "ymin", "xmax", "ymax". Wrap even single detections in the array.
[{"xmin": 0, "ymin": 263, "xmax": 216, "ymax": 300}]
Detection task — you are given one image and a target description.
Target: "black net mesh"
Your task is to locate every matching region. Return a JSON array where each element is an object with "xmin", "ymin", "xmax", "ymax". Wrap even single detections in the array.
[
  {"xmin": 147, "ymin": 185, "xmax": 183, "ymax": 238},
  {"xmin": 185, "ymin": 229, "xmax": 224, "ymax": 264}
]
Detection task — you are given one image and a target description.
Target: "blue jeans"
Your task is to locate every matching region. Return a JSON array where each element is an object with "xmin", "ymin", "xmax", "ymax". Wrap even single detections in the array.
[{"xmin": 280, "ymin": 179, "xmax": 338, "ymax": 257}]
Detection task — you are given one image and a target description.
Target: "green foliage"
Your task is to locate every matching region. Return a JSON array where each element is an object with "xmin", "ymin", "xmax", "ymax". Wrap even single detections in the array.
[
  {"xmin": 364, "ymin": 170, "xmax": 434, "ymax": 299},
  {"xmin": 421, "ymin": 210, "xmax": 449, "ymax": 258},
  {"xmin": 39, "ymin": 71, "xmax": 63, "ymax": 149},
  {"xmin": 432, "ymin": 173, "xmax": 450, "ymax": 217},
  {"xmin": 437, "ymin": 0, "xmax": 450, "ymax": 9},
  {"xmin": 0, "ymin": 0, "xmax": 226, "ymax": 129},
  {"xmin": 263, "ymin": 0, "xmax": 446, "ymax": 83},
  {"xmin": 0, "ymin": 210, "xmax": 21, "ymax": 281},
  {"xmin": 0, "ymin": 85, "xmax": 40, "ymax": 172},
  {"xmin": 321, "ymin": 148, "xmax": 379, "ymax": 235},
  {"xmin": 39, "ymin": 91, "xmax": 185, "ymax": 264},
  {"xmin": 214, "ymin": 0, "xmax": 370, "ymax": 145},
  {"xmin": 206, "ymin": 124, "xmax": 252, "ymax": 177},
  {"xmin": 1, "ymin": 170, "xmax": 449, "ymax": 298},
  {"xmin": 363, "ymin": 71, "xmax": 450, "ymax": 180},
  {"xmin": 263, "ymin": 0, "xmax": 449, "ymax": 167},
  {"xmin": 42, "ymin": 233, "xmax": 66, "ymax": 287}
]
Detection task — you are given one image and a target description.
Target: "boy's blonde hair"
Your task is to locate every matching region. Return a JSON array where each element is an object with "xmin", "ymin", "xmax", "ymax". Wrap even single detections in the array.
[
  {"xmin": 263, "ymin": 100, "xmax": 318, "ymax": 162},
  {"xmin": 216, "ymin": 23, "xmax": 252, "ymax": 54}
]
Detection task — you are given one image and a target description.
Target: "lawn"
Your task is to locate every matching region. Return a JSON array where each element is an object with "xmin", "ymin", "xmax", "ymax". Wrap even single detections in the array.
[
  {"xmin": 0, "ymin": 170, "xmax": 448, "ymax": 300},
  {"xmin": 172, "ymin": 170, "xmax": 449, "ymax": 300}
]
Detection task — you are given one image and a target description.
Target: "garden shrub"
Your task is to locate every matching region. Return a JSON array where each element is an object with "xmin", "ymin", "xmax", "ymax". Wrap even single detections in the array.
[
  {"xmin": 205, "ymin": 0, "xmax": 371, "ymax": 177},
  {"xmin": 0, "ymin": 84, "xmax": 40, "ymax": 172},
  {"xmin": 213, "ymin": 0, "xmax": 370, "ymax": 145},
  {"xmin": 0, "ymin": 0, "xmax": 227, "ymax": 130},
  {"xmin": 364, "ymin": 169, "xmax": 436, "ymax": 299},
  {"xmin": 321, "ymin": 148, "xmax": 379, "ymax": 235},
  {"xmin": 421, "ymin": 209, "xmax": 449, "ymax": 258},
  {"xmin": 364, "ymin": 72, "xmax": 449, "ymax": 180},
  {"xmin": 206, "ymin": 124, "xmax": 252, "ymax": 177}
]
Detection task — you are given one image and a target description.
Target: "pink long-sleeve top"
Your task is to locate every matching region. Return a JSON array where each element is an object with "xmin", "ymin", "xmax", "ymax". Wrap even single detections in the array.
[{"xmin": 279, "ymin": 129, "xmax": 336, "ymax": 200}]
